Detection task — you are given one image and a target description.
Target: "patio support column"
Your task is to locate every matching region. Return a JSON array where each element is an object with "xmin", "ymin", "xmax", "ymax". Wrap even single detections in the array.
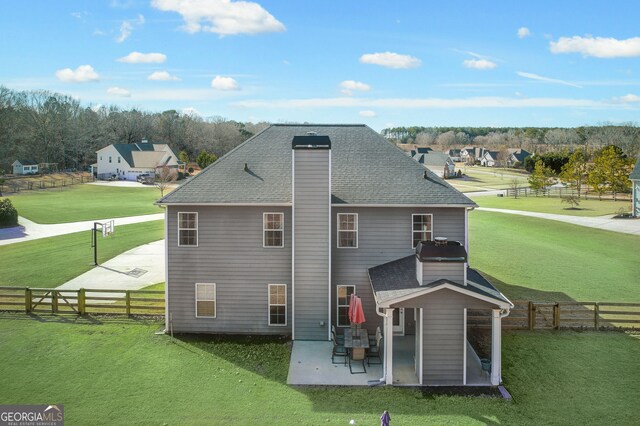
[
  {"xmin": 384, "ymin": 308, "xmax": 394, "ymax": 385},
  {"xmin": 491, "ymin": 309, "xmax": 501, "ymax": 386}
]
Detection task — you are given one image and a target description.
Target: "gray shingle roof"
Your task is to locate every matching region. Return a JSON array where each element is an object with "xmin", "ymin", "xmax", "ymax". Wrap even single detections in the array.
[
  {"xmin": 630, "ymin": 158, "xmax": 640, "ymax": 180},
  {"xmin": 367, "ymin": 255, "xmax": 511, "ymax": 307},
  {"xmin": 159, "ymin": 124, "xmax": 475, "ymax": 206},
  {"xmin": 111, "ymin": 143, "xmax": 172, "ymax": 168}
]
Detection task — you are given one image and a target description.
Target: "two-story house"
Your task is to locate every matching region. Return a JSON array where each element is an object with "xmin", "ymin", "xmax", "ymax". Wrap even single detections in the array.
[
  {"xmin": 158, "ymin": 124, "xmax": 512, "ymax": 387},
  {"xmin": 95, "ymin": 140, "xmax": 181, "ymax": 181}
]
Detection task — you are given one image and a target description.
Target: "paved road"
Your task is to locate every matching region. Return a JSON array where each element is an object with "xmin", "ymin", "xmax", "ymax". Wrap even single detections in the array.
[
  {"xmin": 0, "ymin": 213, "xmax": 164, "ymax": 246},
  {"xmin": 476, "ymin": 207, "xmax": 640, "ymax": 235}
]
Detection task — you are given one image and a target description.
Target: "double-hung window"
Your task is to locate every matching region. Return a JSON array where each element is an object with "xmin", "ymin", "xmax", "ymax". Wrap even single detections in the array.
[
  {"xmin": 336, "ymin": 285, "xmax": 355, "ymax": 327},
  {"xmin": 337, "ymin": 213, "xmax": 358, "ymax": 248},
  {"xmin": 178, "ymin": 212, "xmax": 198, "ymax": 246},
  {"xmin": 268, "ymin": 284, "xmax": 287, "ymax": 326},
  {"xmin": 195, "ymin": 283, "xmax": 216, "ymax": 318},
  {"xmin": 412, "ymin": 214, "xmax": 433, "ymax": 248},
  {"xmin": 263, "ymin": 213, "xmax": 284, "ymax": 248}
]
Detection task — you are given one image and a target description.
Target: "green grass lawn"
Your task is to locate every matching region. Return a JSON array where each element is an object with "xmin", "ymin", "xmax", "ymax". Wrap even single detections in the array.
[
  {"xmin": 473, "ymin": 195, "xmax": 632, "ymax": 217},
  {"xmin": 7, "ymin": 184, "xmax": 162, "ymax": 224},
  {"xmin": 0, "ymin": 220, "xmax": 164, "ymax": 288},
  {"xmin": 449, "ymin": 167, "xmax": 529, "ymax": 193},
  {"xmin": 0, "ymin": 314, "xmax": 637, "ymax": 425},
  {"xmin": 469, "ymin": 211, "xmax": 640, "ymax": 301}
]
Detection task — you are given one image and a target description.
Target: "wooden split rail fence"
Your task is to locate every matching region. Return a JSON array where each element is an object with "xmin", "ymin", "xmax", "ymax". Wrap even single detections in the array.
[
  {"xmin": 467, "ymin": 300, "xmax": 639, "ymax": 330},
  {"xmin": 0, "ymin": 287, "xmax": 164, "ymax": 316}
]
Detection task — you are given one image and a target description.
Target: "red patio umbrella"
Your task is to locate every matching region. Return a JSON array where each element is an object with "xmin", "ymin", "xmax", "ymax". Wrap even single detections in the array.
[
  {"xmin": 348, "ymin": 293, "xmax": 356, "ymax": 324},
  {"xmin": 352, "ymin": 296, "xmax": 365, "ymax": 325}
]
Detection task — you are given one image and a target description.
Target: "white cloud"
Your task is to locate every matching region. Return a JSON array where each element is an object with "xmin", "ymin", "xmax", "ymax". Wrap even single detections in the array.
[
  {"xmin": 211, "ymin": 75, "xmax": 240, "ymax": 90},
  {"xmin": 116, "ymin": 14, "xmax": 145, "ymax": 43},
  {"xmin": 518, "ymin": 27, "xmax": 531, "ymax": 38},
  {"xmin": 612, "ymin": 93, "xmax": 640, "ymax": 103},
  {"xmin": 55, "ymin": 65, "xmax": 100, "ymax": 83},
  {"xmin": 516, "ymin": 71, "xmax": 582, "ymax": 88},
  {"xmin": 117, "ymin": 51, "xmax": 167, "ymax": 63},
  {"xmin": 340, "ymin": 80, "xmax": 371, "ymax": 96},
  {"xmin": 151, "ymin": 0, "xmax": 285, "ymax": 35},
  {"xmin": 463, "ymin": 59, "xmax": 497, "ymax": 70},
  {"xmin": 148, "ymin": 71, "xmax": 181, "ymax": 81},
  {"xmin": 233, "ymin": 96, "xmax": 605, "ymax": 109},
  {"xmin": 359, "ymin": 52, "xmax": 421, "ymax": 69},
  {"xmin": 359, "ymin": 110, "xmax": 377, "ymax": 117},
  {"xmin": 550, "ymin": 36, "xmax": 640, "ymax": 58},
  {"xmin": 107, "ymin": 86, "xmax": 131, "ymax": 97},
  {"xmin": 71, "ymin": 11, "xmax": 89, "ymax": 20}
]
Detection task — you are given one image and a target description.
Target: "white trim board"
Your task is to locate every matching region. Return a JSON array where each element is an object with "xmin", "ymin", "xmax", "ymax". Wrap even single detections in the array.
[{"xmin": 380, "ymin": 282, "xmax": 512, "ymax": 310}]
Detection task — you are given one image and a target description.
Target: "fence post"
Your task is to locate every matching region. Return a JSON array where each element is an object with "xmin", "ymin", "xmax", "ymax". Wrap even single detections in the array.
[
  {"xmin": 25, "ymin": 288, "xmax": 31, "ymax": 313},
  {"xmin": 528, "ymin": 301, "xmax": 534, "ymax": 330},
  {"xmin": 554, "ymin": 303, "xmax": 560, "ymax": 330},
  {"xmin": 78, "ymin": 288, "xmax": 86, "ymax": 315},
  {"xmin": 594, "ymin": 303, "xmax": 599, "ymax": 331},
  {"xmin": 52, "ymin": 291, "xmax": 58, "ymax": 313},
  {"xmin": 126, "ymin": 290, "xmax": 131, "ymax": 316}
]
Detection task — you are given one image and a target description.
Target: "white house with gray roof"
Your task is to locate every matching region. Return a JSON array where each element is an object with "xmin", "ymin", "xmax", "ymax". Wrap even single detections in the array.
[
  {"xmin": 95, "ymin": 141, "xmax": 181, "ymax": 180},
  {"xmin": 157, "ymin": 124, "xmax": 512, "ymax": 387},
  {"xmin": 630, "ymin": 158, "xmax": 640, "ymax": 217}
]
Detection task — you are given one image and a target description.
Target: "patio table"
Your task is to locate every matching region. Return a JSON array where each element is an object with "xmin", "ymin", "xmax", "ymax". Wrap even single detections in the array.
[{"xmin": 344, "ymin": 328, "xmax": 369, "ymax": 360}]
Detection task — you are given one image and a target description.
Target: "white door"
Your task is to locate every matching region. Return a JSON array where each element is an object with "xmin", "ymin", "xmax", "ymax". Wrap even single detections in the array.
[{"xmin": 392, "ymin": 308, "xmax": 405, "ymax": 335}]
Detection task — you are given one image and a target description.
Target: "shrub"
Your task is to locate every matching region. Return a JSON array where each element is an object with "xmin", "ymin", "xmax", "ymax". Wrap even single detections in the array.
[{"xmin": 0, "ymin": 198, "xmax": 18, "ymax": 227}]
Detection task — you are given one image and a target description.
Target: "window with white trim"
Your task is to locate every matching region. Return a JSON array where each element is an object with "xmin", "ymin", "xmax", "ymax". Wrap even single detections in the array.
[
  {"xmin": 117, "ymin": 156, "xmax": 121, "ymax": 163},
  {"xmin": 337, "ymin": 213, "xmax": 358, "ymax": 248},
  {"xmin": 178, "ymin": 212, "xmax": 198, "ymax": 246},
  {"xmin": 195, "ymin": 283, "xmax": 216, "ymax": 318},
  {"xmin": 263, "ymin": 213, "xmax": 284, "ymax": 248},
  {"xmin": 268, "ymin": 284, "xmax": 287, "ymax": 326},
  {"xmin": 336, "ymin": 285, "xmax": 355, "ymax": 327},
  {"xmin": 109, "ymin": 156, "xmax": 112, "ymax": 163},
  {"xmin": 412, "ymin": 214, "xmax": 433, "ymax": 248}
]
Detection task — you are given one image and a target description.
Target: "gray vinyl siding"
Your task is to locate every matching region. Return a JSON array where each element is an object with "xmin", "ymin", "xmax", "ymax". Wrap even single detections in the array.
[
  {"xmin": 293, "ymin": 150, "xmax": 331, "ymax": 340},
  {"xmin": 332, "ymin": 207, "xmax": 465, "ymax": 333},
  {"xmin": 634, "ymin": 181, "xmax": 640, "ymax": 217},
  {"xmin": 394, "ymin": 289, "xmax": 495, "ymax": 385},
  {"xmin": 166, "ymin": 205, "xmax": 292, "ymax": 334},
  {"xmin": 422, "ymin": 262, "xmax": 465, "ymax": 285}
]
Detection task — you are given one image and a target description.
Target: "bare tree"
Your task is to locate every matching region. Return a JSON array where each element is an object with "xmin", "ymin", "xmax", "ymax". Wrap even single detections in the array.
[{"xmin": 154, "ymin": 166, "xmax": 177, "ymax": 197}]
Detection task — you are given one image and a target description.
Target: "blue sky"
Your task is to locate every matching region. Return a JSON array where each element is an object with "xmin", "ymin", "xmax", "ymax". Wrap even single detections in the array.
[{"xmin": 2, "ymin": 0, "xmax": 640, "ymax": 131}]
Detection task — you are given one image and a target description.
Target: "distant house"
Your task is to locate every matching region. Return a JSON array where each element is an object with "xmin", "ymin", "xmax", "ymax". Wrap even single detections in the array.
[
  {"xmin": 631, "ymin": 158, "xmax": 640, "ymax": 217},
  {"xmin": 506, "ymin": 149, "xmax": 531, "ymax": 167},
  {"xmin": 460, "ymin": 147, "xmax": 485, "ymax": 164},
  {"xmin": 414, "ymin": 152, "xmax": 455, "ymax": 177},
  {"xmin": 446, "ymin": 149, "xmax": 462, "ymax": 162},
  {"xmin": 12, "ymin": 160, "xmax": 39, "ymax": 175},
  {"xmin": 480, "ymin": 151, "xmax": 500, "ymax": 167},
  {"xmin": 95, "ymin": 140, "xmax": 182, "ymax": 181}
]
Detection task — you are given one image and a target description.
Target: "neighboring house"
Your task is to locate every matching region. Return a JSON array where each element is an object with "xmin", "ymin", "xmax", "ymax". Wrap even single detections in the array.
[
  {"xmin": 12, "ymin": 160, "xmax": 39, "ymax": 175},
  {"xmin": 480, "ymin": 151, "xmax": 500, "ymax": 167},
  {"xmin": 460, "ymin": 147, "xmax": 486, "ymax": 164},
  {"xmin": 158, "ymin": 124, "xmax": 512, "ymax": 387},
  {"xmin": 414, "ymin": 152, "xmax": 456, "ymax": 178},
  {"xmin": 446, "ymin": 149, "xmax": 462, "ymax": 162},
  {"xmin": 506, "ymin": 148, "xmax": 530, "ymax": 167},
  {"xmin": 95, "ymin": 140, "xmax": 181, "ymax": 181},
  {"xmin": 631, "ymin": 158, "xmax": 640, "ymax": 217}
]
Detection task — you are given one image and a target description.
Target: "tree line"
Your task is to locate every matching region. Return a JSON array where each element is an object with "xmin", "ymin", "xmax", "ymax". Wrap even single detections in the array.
[
  {"xmin": 383, "ymin": 125, "xmax": 640, "ymax": 158},
  {"xmin": 0, "ymin": 86, "xmax": 268, "ymax": 173}
]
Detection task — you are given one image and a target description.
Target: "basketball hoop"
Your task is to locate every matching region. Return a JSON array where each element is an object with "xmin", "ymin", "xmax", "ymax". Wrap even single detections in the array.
[
  {"xmin": 102, "ymin": 220, "xmax": 115, "ymax": 237},
  {"xmin": 92, "ymin": 220, "xmax": 116, "ymax": 265}
]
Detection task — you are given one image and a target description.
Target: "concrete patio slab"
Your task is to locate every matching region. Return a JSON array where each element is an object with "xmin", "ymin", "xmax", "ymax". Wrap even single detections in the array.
[{"xmin": 56, "ymin": 240, "xmax": 165, "ymax": 294}]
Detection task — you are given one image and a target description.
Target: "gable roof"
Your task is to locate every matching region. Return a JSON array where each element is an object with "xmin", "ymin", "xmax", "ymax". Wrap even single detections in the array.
[
  {"xmin": 415, "ymin": 152, "xmax": 453, "ymax": 167},
  {"xmin": 13, "ymin": 159, "xmax": 38, "ymax": 166},
  {"xmin": 367, "ymin": 255, "xmax": 512, "ymax": 308},
  {"xmin": 102, "ymin": 143, "xmax": 175, "ymax": 168},
  {"xmin": 159, "ymin": 124, "xmax": 475, "ymax": 206},
  {"xmin": 508, "ymin": 148, "xmax": 530, "ymax": 162},
  {"xmin": 630, "ymin": 157, "xmax": 640, "ymax": 180}
]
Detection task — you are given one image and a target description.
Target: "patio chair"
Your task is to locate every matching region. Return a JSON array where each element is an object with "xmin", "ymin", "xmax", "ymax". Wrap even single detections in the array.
[
  {"xmin": 366, "ymin": 334, "xmax": 383, "ymax": 365},
  {"xmin": 368, "ymin": 326, "xmax": 381, "ymax": 346},
  {"xmin": 332, "ymin": 325, "xmax": 345, "ymax": 345},
  {"xmin": 331, "ymin": 334, "xmax": 348, "ymax": 365}
]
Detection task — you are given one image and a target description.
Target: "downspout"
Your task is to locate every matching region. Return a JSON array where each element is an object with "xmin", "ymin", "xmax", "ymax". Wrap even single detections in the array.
[{"xmin": 375, "ymin": 306, "xmax": 393, "ymax": 384}]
